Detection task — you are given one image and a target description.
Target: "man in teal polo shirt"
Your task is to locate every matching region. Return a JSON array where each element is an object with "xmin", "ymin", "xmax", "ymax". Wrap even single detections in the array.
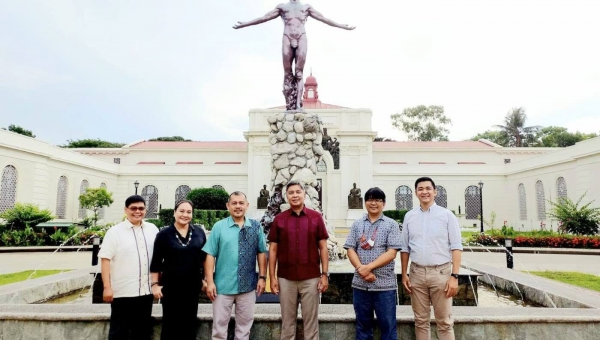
[{"xmin": 203, "ymin": 191, "xmax": 267, "ymax": 340}]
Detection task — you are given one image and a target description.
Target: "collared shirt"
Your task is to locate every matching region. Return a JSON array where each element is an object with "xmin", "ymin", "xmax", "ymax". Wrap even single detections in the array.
[
  {"xmin": 343, "ymin": 214, "xmax": 401, "ymax": 291},
  {"xmin": 267, "ymin": 206, "xmax": 329, "ymax": 281},
  {"xmin": 400, "ymin": 203, "xmax": 463, "ymax": 266},
  {"xmin": 202, "ymin": 217, "xmax": 267, "ymax": 295},
  {"xmin": 98, "ymin": 220, "xmax": 159, "ymax": 298}
]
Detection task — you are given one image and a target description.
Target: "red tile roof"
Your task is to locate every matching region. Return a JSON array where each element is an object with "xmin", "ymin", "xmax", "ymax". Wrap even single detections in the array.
[
  {"xmin": 176, "ymin": 162, "xmax": 204, "ymax": 165},
  {"xmin": 129, "ymin": 141, "xmax": 247, "ymax": 149},
  {"xmin": 373, "ymin": 141, "xmax": 494, "ymax": 149},
  {"xmin": 270, "ymin": 102, "xmax": 348, "ymax": 110},
  {"xmin": 214, "ymin": 161, "xmax": 242, "ymax": 165}
]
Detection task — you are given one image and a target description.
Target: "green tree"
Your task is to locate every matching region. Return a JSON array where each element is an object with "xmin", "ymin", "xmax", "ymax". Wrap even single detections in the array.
[
  {"xmin": 536, "ymin": 126, "xmax": 597, "ymax": 147},
  {"xmin": 549, "ymin": 193, "xmax": 600, "ymax": 235},
  {"xmin": 2, "ymin": 125, "xmax": 36, "ymax": 138},
  {"xmin": 494, "ymin": 107, "xmax": 540, "ymax": 147},
  {"xmin": 63, "ymin": 139, "xmax": 125, "ymax": 148},
  {"xmin": 0, "ymin": 203, "xmax": 53, "ymax": 230},
  {"xmin": 187, "ymin": 188, "xmax": 229, "ymax": 210},
  {"xmin": 374, "ymin": 136, "xmax": 396, "ymax": 142},
  {"xmin": 79, "ymin": 188, "xmax": 114, "ymax": 227},
  {"xmin": 470, "ymin": 130, "xmax": 509, "ymax": 146},
  {"xmin": 149, "ymin": 136, "xmax": 192, "ymax": 142},
  {"xmin": 391, "ymin": 105, "xmax": 451, "ymax": 141}
]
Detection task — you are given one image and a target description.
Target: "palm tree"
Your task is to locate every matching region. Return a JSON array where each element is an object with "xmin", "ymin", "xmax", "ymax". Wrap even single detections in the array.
[{"xmin": 494, "ymin": 107, "xmax": 540, "ymax": 147}]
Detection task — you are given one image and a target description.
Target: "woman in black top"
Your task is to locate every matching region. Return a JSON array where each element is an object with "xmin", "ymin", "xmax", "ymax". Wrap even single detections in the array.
[{"xmin": 150, "ymin": 200, "xmax": 207, "ymax": 340}]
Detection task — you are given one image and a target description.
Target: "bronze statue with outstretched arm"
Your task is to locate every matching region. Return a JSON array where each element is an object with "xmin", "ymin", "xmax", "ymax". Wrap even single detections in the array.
[{"xmin": 234, "ymin": 0, "xmax": 355, "ymax": 111}]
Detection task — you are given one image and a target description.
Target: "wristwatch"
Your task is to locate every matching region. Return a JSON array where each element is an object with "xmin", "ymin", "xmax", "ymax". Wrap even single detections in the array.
[
  {"xmin": 259, "ymin": 276, "xmax": 267, "ymax": 281},
  {"xmin": 321, "ymin": 272, "xmax": 330, "ymax": 278},
  {"xmin": 450, "ymin": 273, "xmax": 459, "ymax": 279}
]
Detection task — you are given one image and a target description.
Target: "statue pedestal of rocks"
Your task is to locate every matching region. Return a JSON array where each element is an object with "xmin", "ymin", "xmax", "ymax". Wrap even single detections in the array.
[{"xmin": 260, "ymin": 111, "xmax": 345, "ymax": 260}]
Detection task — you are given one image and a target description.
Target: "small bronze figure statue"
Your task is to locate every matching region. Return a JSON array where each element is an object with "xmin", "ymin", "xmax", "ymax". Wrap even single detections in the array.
[
  {"xmin": 257, "ymin": 184, "xmax": 270, "ymax": 209},
  {"xmin": 348, "ymin": 183, "xmax": 363, "ymax": 209}
]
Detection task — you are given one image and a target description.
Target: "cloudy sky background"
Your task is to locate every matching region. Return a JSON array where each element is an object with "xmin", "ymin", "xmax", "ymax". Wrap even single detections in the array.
[{"xmin": 1, "ymin": 0, "xmax": 599, "ymax": 145}]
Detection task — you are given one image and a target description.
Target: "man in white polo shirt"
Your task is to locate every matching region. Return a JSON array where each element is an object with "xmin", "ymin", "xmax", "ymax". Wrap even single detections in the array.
[{"xmin": 99, "ymin": 195, "xmax": 159, "ymax": 340}]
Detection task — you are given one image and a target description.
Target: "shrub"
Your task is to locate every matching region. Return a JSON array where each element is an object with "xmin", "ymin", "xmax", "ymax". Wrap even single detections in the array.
[
  {"xmin": 145, "ymin": 218, "xmax": 165, "ymax": 228},
  {"xmin": 549, "ymin": 193, "xmax": 600, "ymax": 235},
  {"xmin": 0, "ymin": 227, "xmax": 46, "ymax": 246},
  {"xmin": 382, "ymin": 209, "xmax": 409, "ymax": 224},
  {"xmin": 157, "ymin": 209, "xmax": 229, "ymax": 231},
  {"xmin": 0, "ymin": 203, "xmax": 54, "ymax": 231},
  {"xmin": 78, "ymin": 187, "xmax": 114, "ymax": 227},
  {"xmin": 187, "ymin": 188, "xmax": 229, "ymax": 210},
  {"xmin": 467, "ymin": 233, "xmax": 600, "ymax": 249}
]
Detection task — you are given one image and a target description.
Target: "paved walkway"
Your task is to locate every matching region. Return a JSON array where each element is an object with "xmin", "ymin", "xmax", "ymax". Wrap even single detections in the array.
[
  {"xmin": 462, "ymin": 251, "xmax": 600, "ymax": 275},
  {"xmin": 0, "ymin": 252, "xmax": 91, "ymax": 275}
]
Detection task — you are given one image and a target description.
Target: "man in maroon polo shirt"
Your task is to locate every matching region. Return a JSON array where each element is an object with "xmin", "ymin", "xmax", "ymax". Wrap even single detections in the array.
[{"xmin": 268, "ymin": 180, "xmax": 329, "ymax": 340}]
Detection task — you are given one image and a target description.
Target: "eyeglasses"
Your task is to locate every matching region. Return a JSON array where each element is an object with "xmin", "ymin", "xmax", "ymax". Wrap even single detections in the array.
[
  {"xmin": 366, "ymin": 199, "xmax": 384, "ymax": 203},
  {"xmin": 128, "ymin": 206, "xmax": 146, "ymax": 211}
]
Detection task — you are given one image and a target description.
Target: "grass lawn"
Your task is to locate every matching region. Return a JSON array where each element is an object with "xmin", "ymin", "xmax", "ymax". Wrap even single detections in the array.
[
  {"xmin": 0, "ymin": 270, "xmax": 69, "ymax": 286},
  {"xmin": 529, "ymin": 271, "xmax": 600, "ymax": 292},
  {"xmin": 461, "ymin": 231, "xmax": 482, "ymax": 239}
]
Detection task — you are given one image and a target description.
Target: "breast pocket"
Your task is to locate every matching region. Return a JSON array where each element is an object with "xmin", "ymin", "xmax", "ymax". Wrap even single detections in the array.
[{"xmin": 433, "ymin": 217, "xmax": 449, "ymax": 238}]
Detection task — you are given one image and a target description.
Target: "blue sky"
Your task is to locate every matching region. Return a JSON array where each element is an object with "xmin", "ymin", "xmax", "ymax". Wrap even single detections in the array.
[{"xmin": 1, "ymin": 0, "xmax": 599, "ymax": 145}]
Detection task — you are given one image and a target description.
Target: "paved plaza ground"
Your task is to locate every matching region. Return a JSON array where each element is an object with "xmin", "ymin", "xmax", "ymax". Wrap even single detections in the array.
[{"xmin": 0, "ymin": 250, "xmax": 599, "ymax": 276}]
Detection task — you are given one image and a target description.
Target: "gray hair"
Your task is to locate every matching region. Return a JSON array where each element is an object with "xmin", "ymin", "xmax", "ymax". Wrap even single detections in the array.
[
  {"xmin": 228, "ymin": 191, "xmax": 247, "ymax": 201},
  {"xmin": 285, "ymin": 181, "xmax": 305, "ymax": 192}
]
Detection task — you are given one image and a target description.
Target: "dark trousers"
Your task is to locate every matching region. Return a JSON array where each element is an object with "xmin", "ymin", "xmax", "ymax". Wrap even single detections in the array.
[
  {"xmin": 353, "ymin": 288, "xmax": 397, "ymax": 340},
  {"xmin": 108, "ymin": 294, "xmax": 154, "ymax": 340},
  {"xmin": 161, "ymin": 289, "xmax": 199, "ymax": 340}
]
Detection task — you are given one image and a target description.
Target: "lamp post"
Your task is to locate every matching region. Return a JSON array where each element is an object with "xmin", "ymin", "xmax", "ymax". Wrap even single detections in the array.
[
  {"xmin": 91, "ymin": 236, "xmax": 100, "ymax": 266},
  {"xmin": 505, "ymin": 238, "xmax": 514, "ymax": 269},
  {"xmin": 478, "ymin": 181, "xmax": 484, "ymax": 233},
  {"xmin": 134, "ymin": 180, "xmax": 139, "ymax": 195}
]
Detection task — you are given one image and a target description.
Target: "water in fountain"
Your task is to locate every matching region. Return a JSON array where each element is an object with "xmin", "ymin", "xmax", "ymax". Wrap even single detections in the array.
[
  {"xmin": 466, "ymin": 240, "xmax": 557, "ymax": 308},
  {"xmin": 8, "ymin": 225, "xmax": 108, "ymax": 304}
]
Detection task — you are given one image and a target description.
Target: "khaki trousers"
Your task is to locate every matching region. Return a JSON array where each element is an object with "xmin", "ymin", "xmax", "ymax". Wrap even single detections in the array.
[
  {"xmin": 278, "ymin": 277, "xmax": 320, "ymax": 340},
  {"xmin": 211, "ymin": 290, "xmax": 256, "ymax": 340},
  {"xmin": 409, "ymin": 262, "xmax": 455, "ymax": 340}
]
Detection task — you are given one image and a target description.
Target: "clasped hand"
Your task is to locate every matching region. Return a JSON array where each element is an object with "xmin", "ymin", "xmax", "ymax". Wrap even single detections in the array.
[{"xmin": 356, "ymin": 264, "xmax": 376, "ymax": 283}]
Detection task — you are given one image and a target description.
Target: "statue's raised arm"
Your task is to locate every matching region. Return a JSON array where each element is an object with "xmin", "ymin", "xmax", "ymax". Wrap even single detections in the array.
[
  {"xmin": 307, "ymin": 5, "xmax": 355, "ymax": 30},
  {"xmin": 232, "ymin": 1, "xmax": 355, "ymax": 111},
  {"xmin": 233, "ymin": 6, "xmax": 281, "ymax": 29}
]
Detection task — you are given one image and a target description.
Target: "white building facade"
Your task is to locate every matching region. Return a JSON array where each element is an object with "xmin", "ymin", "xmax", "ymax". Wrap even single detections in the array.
[{"xmin": 2, "ymin": 76, "xmax": 599, "ymax": 233}]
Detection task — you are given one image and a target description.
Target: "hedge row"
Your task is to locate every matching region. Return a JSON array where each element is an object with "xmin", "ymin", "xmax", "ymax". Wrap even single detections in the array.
[
  {"xmin": 469, "ymin": 234, "xmax": 600, "ymax": 249},
  {"xmin": 382, "ymin": 210, "xmax": 409, "ymax": 224},
  {"xmin": 157, "ymin": 209, "xmax": 230, "ymax": 231}
]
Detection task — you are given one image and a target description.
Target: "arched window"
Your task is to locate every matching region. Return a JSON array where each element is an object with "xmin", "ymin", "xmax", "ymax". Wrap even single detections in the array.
[
  {"xmin": 395, "ymin": 186, "xmax": 413, "ymax": 210},
  {"xmin": 556, "ymin": 177, "xmax": 567, "ymax": 200},
  {"xmin": 141, "ymin": 185, "xmax": 159, "ymax": 219},
  {"xmin": 465, "ymin": 185, "xmax": 481, "ymax": 220},
  {"xmin": 175, "ymin": 185, "xmax": 191, "ymax": 205},
  {"xmin": 212, "ymin": 185, "xmax": 226, "ymax": 192},
  {"xmin": 0, "ymin": 165, "xmax": 18, "ymax": 213},
  {"xmin": 518, "ymin": 183, "xmax": 527, "ymax": 220},
  {"xmin": 536, "ymin": 180, "xmax": 546, "ymax": 220},
  {"xmin": 56, "ymin": 176, "xmax": 68, "ymax": 219},
  {"xmin": 78, "ymin": 180, "xmax": 89, "ymax": 219},
  {"xmin": 434, "ymin": 185, "xmax": 447, "ymax": 208},
  {"xmin": 98, "ymin": 183, "xmax": 107, "ymax": 220}
]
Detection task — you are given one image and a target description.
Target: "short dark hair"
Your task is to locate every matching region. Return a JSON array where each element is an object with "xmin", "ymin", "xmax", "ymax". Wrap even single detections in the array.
[
  {"xmin": 228, "ymin": 191, "xmax": 247, "ymax": 201},
  {"xmin": 125, "ymin": 195, "xmax": 146, "ymax": 207},
  {"xmin": 415, "ymin": 177, "xmax": 436, "ymax": 189},
  {"xmin": 286, "ymin": 180, "xmax": 305, "ymax": 192},
  {"xmin": 175, "ymin": 199, "xmax": 194, "ymax": 210},
  {"xmin": 364, "ymin": 187, "xmax": 386, "ymax": 203}
]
